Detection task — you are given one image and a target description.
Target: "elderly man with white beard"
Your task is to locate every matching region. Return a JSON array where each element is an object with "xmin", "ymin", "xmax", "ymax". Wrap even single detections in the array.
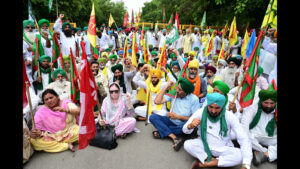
[
  {"xmin": 53, "ymin": 14, "xmax": 77, "ymax": 59},
  {"xmin": 215, "ymin": 59, "xmax": 227, "ymax": 76},
  {"xmin": 45, "ymin": 68, "xmax": 71, "ymax": 101},
  {"xmin": 23, "ymin": 20, "xmax": 36, "ymax": 84},
  {"xmin": 220, "ymin": 57, "xmax": 241, "ymax": 89},
  {"xmin": 37, "ymin": 19, "xmax": 53, "ymax": 58}
]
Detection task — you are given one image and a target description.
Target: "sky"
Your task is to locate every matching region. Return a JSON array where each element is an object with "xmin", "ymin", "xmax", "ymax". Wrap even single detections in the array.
[{"xmin": 111, "ymin": 0, "xmax": 151, "ymax": 20}]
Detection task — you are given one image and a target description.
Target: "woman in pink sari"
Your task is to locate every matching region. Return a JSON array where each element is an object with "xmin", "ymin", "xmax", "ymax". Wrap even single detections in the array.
[
  {"xmin": 30, "ymin": 89, "xmax": 80, "ymax": 152},
  {"xmin": 99, "ymin": 83, "xmax": 136, "ymax": 138}
]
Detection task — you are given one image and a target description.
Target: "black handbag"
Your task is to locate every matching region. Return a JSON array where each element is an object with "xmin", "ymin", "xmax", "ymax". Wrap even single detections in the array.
[{"xmin": 89, "ymin": 123, "xmax": 118, "ymax": 150}]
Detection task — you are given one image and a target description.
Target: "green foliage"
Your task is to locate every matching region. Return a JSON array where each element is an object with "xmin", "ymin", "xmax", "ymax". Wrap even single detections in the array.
[{"xmin": 23, "ymin": 0, "xmax": 126, "ymax": 28}]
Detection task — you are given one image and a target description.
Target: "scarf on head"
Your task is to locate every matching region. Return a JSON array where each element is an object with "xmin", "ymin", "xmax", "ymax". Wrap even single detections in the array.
[
  {"xmin": 37, "ymin": 67, "xmax": 53, "ymax": 90},
  {"xmin": 186, "ymin": 72, "xmax": 201, "ymax": 96},
  {"xmin": 145, "ymin": 77, "xmax": 163, "ymax": 116},
  {"xmin": 249, "ymin": 101, "xmax": 276, "ymax": 137},
  {"xmin": 200, "ymin": 106, "xmax": 228, "ymax": 162}
]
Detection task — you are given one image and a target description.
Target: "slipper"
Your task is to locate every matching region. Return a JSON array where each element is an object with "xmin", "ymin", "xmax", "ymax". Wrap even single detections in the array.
[
  {"xmin": 173, "ymin": 137, "xmax": 184, "ymax": 151},
  {"xmin": 152, "ymin": 131, "xmax": 161, "ymax": 139}
]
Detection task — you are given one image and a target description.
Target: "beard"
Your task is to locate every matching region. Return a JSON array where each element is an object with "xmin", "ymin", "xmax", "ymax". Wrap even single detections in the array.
[
  {"xmin": 227, "ymin": 67, "xmax": 237, "ymax": 75},
  {"xmin": 63, "ymin": 29, "xmax": 72, "ymax": 37},
  {"xmin": 99, "ymin": 64, "xmax": 105, "ymax": 70},
  {"xmin": 188, "ymin": 72, "xmax": 197, "ymax": 79},
  {"xmin": 56, "ymin": 79, "xmax": 67, "ymax": 88},
  {"xmin": 261, "ymin": 105, "xmax": 275, "ymax": 114},
  {"xmin": 208, "ymin": 109, "xmax": 221, "ymax": 118},
  {"xmin": 24, "ymin": 30, "xmax": 36, "ymax": 42},
  {"xmin": 206, "ymin": 74, "xmax": 215, "ymax": 81},
  {"xmin": 152, "ymin": 80, "xmax": 159, "ymax": 86},
  {"xmin": 41, "ymin": 28, "xmax": 49, "ymax": 34},
  {"xmin": 124, "ymin": 67, "xmax": 130, "ymax": 72}
]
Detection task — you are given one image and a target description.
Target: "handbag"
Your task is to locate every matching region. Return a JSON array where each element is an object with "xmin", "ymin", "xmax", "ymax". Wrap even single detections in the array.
[{"xmin": 89, "ymin": 122, "xmax": 118, "ymax": 150}]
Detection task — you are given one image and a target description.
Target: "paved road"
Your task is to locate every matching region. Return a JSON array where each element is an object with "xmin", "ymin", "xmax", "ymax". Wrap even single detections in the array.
[{"xmin": 24, "ymin": 121, "xmax": 276, "ymax": 169}]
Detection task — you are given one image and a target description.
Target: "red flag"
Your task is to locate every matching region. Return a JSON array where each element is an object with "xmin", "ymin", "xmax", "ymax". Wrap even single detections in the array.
[
  {"xmin": 23, "ymin": 56, "xmax": 30, "ymax": 108},
  {"xmin": 52, "ymin": 32, "xmax": 65, "ymax": 70},
  {"xmin": 123, "ymin": 11, "xmax": 129, "ymax": 27},
  {"xmin": 175, "ymin": 13, "xmax": 180, "ymax": 31},
  {"xmin": 77, "ymin": 41, "xmax": 97, "ymax": 150},
  {"xmin": 69, "ymin": 48, "xmax": 80, "ymax": 103}
]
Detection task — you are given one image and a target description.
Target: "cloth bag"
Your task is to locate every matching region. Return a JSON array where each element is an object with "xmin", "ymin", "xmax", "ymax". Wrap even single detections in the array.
[{"xmin": 89, "ymin": 123, "xmax": 118, "ymax": 150}]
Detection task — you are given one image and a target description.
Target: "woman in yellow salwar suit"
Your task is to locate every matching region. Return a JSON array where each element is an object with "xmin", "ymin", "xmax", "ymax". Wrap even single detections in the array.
[{"xmin": 30, "ymin": 89, "xmax": 80, "ymax": 152}]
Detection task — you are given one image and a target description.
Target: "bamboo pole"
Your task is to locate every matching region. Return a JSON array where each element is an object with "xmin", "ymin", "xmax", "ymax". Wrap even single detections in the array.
[
  {"xmin": 96, "ymin": 100, "xmax": 106, "ymax": 130},
  {"xmin": 169, "ymin": 94, "xmax": 177, "ymax": 114},
  {"xmin": 25, "ymin": 82, "xmax": 36, "ymax": 130},
  {"xmin": 145, "ymin": 90, "xmax": 150, "ymax": 126},
  {"xmin": 231, "ymin": 71, "xmax": 247, "ymax": 104}
]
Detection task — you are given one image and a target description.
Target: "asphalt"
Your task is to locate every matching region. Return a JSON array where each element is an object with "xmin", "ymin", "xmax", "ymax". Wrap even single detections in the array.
[{"xmin": 23, "ymin": 121, "xmax": 277, "ymax": 169}]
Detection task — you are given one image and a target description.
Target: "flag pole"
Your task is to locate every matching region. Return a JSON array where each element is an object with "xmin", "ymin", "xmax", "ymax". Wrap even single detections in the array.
[
  {"xmin": 96, "ymin": 100, "xmax": 106, "ymax": 129},
  {"xmin": 231, "ymin": 71, "xmax": 247, "ymax": 104},
  {"xmin": 34, "ymin": 19, "xmax": 41, "ymax": 78},
  {"xmin": 169, "ymin": 94, "xmax": 177, "ymax": 113},
  {"xmin": 25, "ymin": 82, "xmax": 36, "ymax": 130},
  {"xmin": 145, "ymin": 90, "xmax": 150, "ymax": 126},
  {"xmin": 56, "ymin": 0, "xmax": 58, "ymax": 18}
]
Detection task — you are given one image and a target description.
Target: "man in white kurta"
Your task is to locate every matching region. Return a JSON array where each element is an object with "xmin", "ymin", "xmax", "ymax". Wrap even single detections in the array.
[
  {"xmin": 183, "ymin": 93, "xmax": 252, "ymax": 169},
  {"xmin": 133, "ymin": 66, "xmax": 176, "ymax": 118},
  {"xmin": 241, "ymin": 88, "xmax": 277, "ymax": 166},
  {"xmin": 220, "ymin": 57, "xmax": 240, "ymax": 89},
  {"xmin": 192, "ymin": 28, "xmax": 201, "ymax": 51},
  {"xmin": 53, "ymin": 14, "xmax": 76, "ymax": 58},
  {"xmin": 45, "ymin": 68, "xmax": 71, "ymax": 101}
]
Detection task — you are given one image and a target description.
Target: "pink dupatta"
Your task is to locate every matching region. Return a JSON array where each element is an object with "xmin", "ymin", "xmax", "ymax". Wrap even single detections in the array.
[{"xmin": 34, "ymin": 99, "xmax": 72, "ymax": 134}]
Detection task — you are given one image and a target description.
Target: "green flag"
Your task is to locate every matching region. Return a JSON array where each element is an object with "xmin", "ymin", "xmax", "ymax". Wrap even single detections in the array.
[
  {"xmin": 49, "ymin": 0, "xmax": 53, "ymax": 13},
  {"xmin": 166, "ymin": 26, "xmax": 179, "ymax": 44},
  {"xmin": 200, "ymin": 11, "xmax": 206, "ymax": 31},
  {"xmin": 28, "ymin": 0, "xmax": 36, "ymax": 21}
]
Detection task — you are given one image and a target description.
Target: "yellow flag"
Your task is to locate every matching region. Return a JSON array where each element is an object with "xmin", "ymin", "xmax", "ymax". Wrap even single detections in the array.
[
  {"xmin": 157, "ymin": 40, "xmax": 166, "ymax": 70},
  {"xmin": 87, "ymin": 2, "xmax": 97, "ymax": 48},
  {"xmin": 205, "ymin": 33, "xmax": 214, "ymax": 57},
  {"xmin": 108, "ymin": 13, "xmax": 115, "ymax": 27},
  {"xmin": 241, "ymin": 30, "xmax": 250, "ymax": 57},
  {"xmin": 217, "ymin": 40, "xmax": 225, "ymax": 66},
  {"xmin": 261, "ymin": 0, "xmax": 277, "ymax": 29},
  {"xmin": 228, "ymin": 16, "xmax": 237, "ymax": 46},
  {"xmin": 131, "ymin": 32, "xmax": 138, "ymax": 67}
]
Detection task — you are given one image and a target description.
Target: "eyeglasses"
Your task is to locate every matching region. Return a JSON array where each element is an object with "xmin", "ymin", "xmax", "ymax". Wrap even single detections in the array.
[
  {"xmin": 109, "ymin": 90, "xmax": 119, "ymax": 94},
  {"xmin": 26, "ymin": 26, "xmax": 34, "ymax": 29}
]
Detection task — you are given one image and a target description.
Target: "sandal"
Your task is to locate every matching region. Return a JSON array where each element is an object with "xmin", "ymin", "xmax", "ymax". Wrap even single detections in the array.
[
  {"xmin": 173, "ymin": 137, "xmax": 184, "ymax": 151},
  {"xmin": 152, "ymin": 131, "xmax": 161, "ymax": 139}
]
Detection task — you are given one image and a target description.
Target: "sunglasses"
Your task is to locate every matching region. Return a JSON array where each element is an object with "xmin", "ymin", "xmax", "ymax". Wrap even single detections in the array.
[
  {"xmin": 109, "ymin": 90, "xmax": 119, "ymax": 94},
  {"xmin": 26, "ymin": 26, "xmax": 34, "ymax": 29}
]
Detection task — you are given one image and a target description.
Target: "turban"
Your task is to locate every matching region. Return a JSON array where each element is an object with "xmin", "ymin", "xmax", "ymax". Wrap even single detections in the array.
[
  {"xmin": 227, "ymin": 57, "xmax": 241, "ymax": 67},
  {"xmin": 38, "ymin": 19, "xmax": 50, "ymax": 28},
  {"xmin": 101, "ymin": 52, "xmax": 108, "ymax": 57},
  {"xmin": 97, "ymin": 57, "xmax": 107, "ymax": 64},
  {"xmin": 259, "ymin": 89, "xmax": 277, "ymax": 102},
  {"xmin": 128, "ymin": 49, "xmax": 132, "ymax": 53},
  {"xmin": 218, "ymin": 59, "xmax": 227, "ymax": 66},
  {"xmin": 189, "ymin": 51, "xmax": 196, "ymax": 56},
  {"xmin": 105, "ymin": 48, "xmax": 111, "ymax": 52},
  {"xmin": 258, "ymin": 66, "xmax": 264, "ymax": 76},
  {"xmin": 53, "ymin": 68, "xmax": 66, "ymax": 79},
  {"xmin": 194, "ymin": 27, "xmax": 199, "ymax": 31},
  {"xmin": 111, "ymin": 64, "xmax": 123, "ymax": 73},
  {"xmin": 193, "ymin": 47, "xmax": 199, "ymax": 51},
  {"xmin": 23, "ymin": 20, "xmax": 34, "ymax": 29},
  {"xmin": 62, "ymin": 55, "xmax": 71, "ymax": 62},
  {"xmin": 151, "ymin": 51, "xmax": 158, "ymax": 56},
  {"xmin": 204, "ymin": 30, "xmax": 208, "ymax": 34},
  {"xmin": 178, "ymin": 78, "xmax": 195, "ymax": 94},
  {"xmin": 171, "ymin": 60, "xmax": 181, "ymax": 70},
  {"xmin": 109, "ymin": 54, "xmax": 118, "ymax": 60},
  {"xmin": 207, "ymin": 93, "xmax": 226, "ymax": 108},
  {"xmin": 184, "ymin": 53, "xmax": 189, "ymax": 57},
  {"xmin": 233, "ymin": 54, "xmax": 242, "ymax": 60},
  {"xmin": 170, "ymin": 53, "xmax": 177, "ymax": 59},
  {"xmin": 148, "ymin": 44, "xmax": 153, "ymax": 48},
  {"xmin": 75, "ymin": 27, "xmax": 81, "ymax": 32},
  {"xmin": 153, "ymin": 47, "xmax": 159, "ymax": 51},
  {"xmin": 83, "ymin": 26, "xmax": 88, "ymax": 31},
  {"xmin": 125, "ymin": 28, "xmax": 130, "ymax": 33},
  {"xmin": 108, "ymin": 31, "xmax": 113, "ymax": 35},
  {"xmin": 149, "ymin": 69, "xmax": 162, "ymax": 80},
  {"xmin": 62, "ymin": 22, "xmax": 71, "ymax": 30},
  {"xmin": 39, "ymin": 55, "xmax": 51, "ymax": 63},
  {"xmin": 188, "ymin": 59, "xmax": 199, "ymax": 69},
  {"xmin": 212, "ymin": 80, "xmax": 230, "ymax": 95},
  {"xmin": 177, "ymin": 48, "xmax": 182, "ymax": 52},
  {"xmin": 212, "ymin": 55, "xmax": 219, "ymax": 59},
  {"xmin": 205, "ymin": 65, "xmax": 217, "ymax": 74},
  {"xmin": 118, "ymin": 50, "xmax": 124, "ymax": 55},
  {"xmin": 117, "ymin": 28, "xmax": 122, "ymax": 31},
  {"xmin": 162, "ymin": 29, "xmax": 167, "ymax": 32}
]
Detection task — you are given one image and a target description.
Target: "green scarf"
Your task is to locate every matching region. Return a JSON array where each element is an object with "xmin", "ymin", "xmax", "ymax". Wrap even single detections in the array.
[
  {"xmin": 37, "ymin": 67, "xmax": 53, "ymax": 90},
  {"xmin": 39, "ymin": 30, "xmax": 53, "ymax": 41},
  {"xmin": 200, "ymin": 106, "xmax": 228, "ymax": 162},
  {"xmin": 249, "ymin": 101, "xmax": 276, "ymax": 137}
]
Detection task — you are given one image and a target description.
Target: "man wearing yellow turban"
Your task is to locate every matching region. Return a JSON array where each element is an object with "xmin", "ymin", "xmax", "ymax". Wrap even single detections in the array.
[{"xmin": 133, "ymin": 66, "xmax": 176, "ymax": 121}]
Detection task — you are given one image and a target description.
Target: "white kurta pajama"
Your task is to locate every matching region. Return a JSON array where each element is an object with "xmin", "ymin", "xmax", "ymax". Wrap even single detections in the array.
[
  {"xmin": 183, "ymin": 108, "xmax": 252, "ymax": 167},
  {"xmin": 45, "ymin": 80, "xmax": 71, "ymax": 101},
  {"xmin": 241, "ymin": 102, "xmax": 277, "ymax": 162},
  {"xmin": 133, "ymin": 71, "xmax": 176, "ymax": 118}
]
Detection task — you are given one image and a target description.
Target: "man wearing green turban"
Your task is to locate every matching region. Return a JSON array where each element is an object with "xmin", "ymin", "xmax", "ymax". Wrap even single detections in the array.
[
  {"xmin": 53, "ymin": 14, "xmax": 77, "ymax": 56},
  {"xmin": 150, "ymin": 77, "xmax": 200, "ymax": 151},
  {"xmin": 33, "ymin": 55, "xmax": 53, "ymax": 96},
  {"xmin": 45, "ymin": 68, "xmax": 71, "ymax": 101},
  {"xmin": 241, "ymin": 83, "xmax": 277, "ymax": 166},
  {"xmin": 37, "ymin": 19, "xmax": 52, "ymax": 48},
  {"xmin": 183, "ymin": 92, "xmax": 252, "ymax": 169},
  {"xmin": 23, "ymin": 20, "xmax": 36, "ymax": 83}
]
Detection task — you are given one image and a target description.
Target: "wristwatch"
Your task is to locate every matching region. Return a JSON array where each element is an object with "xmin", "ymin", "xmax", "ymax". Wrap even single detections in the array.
[{"xmin": 242, "ymin": 164, "xmax": 251, "ymax": 169}]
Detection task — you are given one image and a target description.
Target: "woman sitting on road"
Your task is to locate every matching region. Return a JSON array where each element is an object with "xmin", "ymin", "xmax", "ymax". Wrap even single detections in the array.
[
  {"xmin": 98, "ymin": 82, "xmax": 136, "ymax": 138},
  {"xmin": 30, "ymin": 89, "xmax": 80, "ymax": 152}
]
